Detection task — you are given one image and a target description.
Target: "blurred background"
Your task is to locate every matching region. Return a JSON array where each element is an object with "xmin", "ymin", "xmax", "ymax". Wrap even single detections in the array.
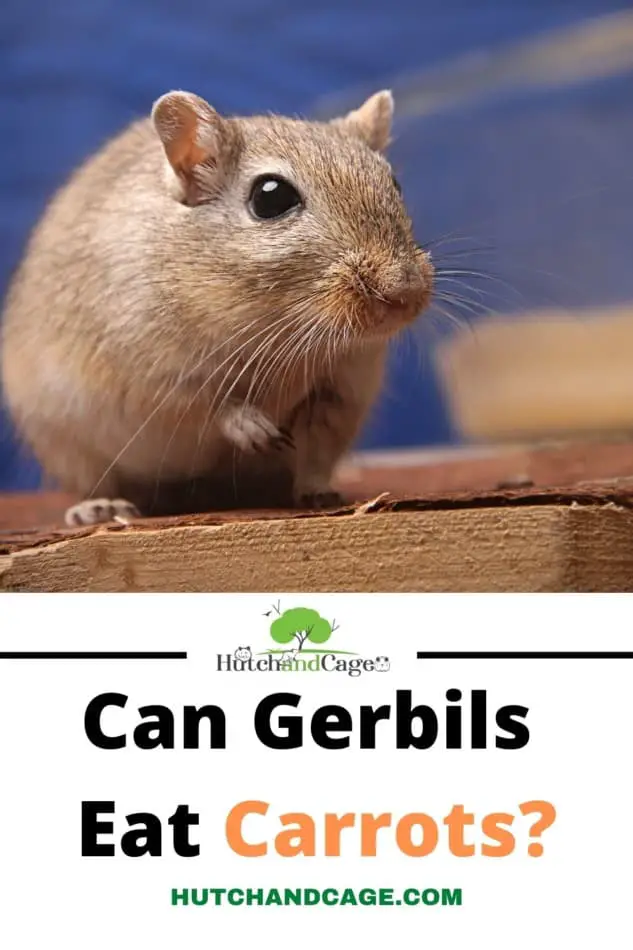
[{"xmin": 1, "ymin": 0, "xmax": 633, "ymax": 491}]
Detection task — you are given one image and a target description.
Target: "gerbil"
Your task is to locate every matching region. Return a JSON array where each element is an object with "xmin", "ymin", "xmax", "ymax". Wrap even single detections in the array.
[{"xmin": 1, "ymin": 89, "xmax": 433, "ymax": 525}]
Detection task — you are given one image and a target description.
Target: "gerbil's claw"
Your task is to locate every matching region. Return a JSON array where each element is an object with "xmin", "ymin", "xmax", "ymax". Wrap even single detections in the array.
[
  {"xmin": 64, "ymin": 498, "xmax": 141, "ymax": 527},
  {"xmin": 220, "ymin": 405, "xmax": 293, "ymax": 454},
  {"xmin": 277, "ymin": 428, "xmax": 295, "ymax": 449}
]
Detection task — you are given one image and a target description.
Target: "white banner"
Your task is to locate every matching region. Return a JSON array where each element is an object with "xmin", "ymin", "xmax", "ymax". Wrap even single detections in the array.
[{"xmin": 0, "ymin": 593, "xmax": 629, "ymax": 948}]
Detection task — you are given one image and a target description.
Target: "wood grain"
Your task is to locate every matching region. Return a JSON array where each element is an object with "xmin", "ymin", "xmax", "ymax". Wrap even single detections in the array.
[{"xmin": 1, "ymin": 502, "xmax": 632, "ymax": 593}]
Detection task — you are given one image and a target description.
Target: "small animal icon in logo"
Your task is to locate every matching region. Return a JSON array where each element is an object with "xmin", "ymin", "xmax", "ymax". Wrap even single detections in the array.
[
  {"xmin": 281, "ymin": 649, "xmax": 299, "ymax": 665},
  {"xmin": 375, "ymin": 656, "xmax": 390, "ymax": 672},
  {"xmin": 234, "ymin": 646, "xmax": 252, "ymax": 661}
]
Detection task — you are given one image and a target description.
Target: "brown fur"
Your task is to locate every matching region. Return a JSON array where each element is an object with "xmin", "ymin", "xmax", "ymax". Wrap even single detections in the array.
[{"xmin": 1, "ymin": 90, "xmax": 433, "ymax": 518}]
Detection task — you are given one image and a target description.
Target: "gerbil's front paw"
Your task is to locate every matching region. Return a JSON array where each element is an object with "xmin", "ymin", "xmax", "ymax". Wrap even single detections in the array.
[
  {"xmin": 220, "ymin": 405, "xmax": 294, "ymax": 454},
  {"xmin": 65, "ymin": 498, "xmax": 141, "ymax": 527},
  {"xmin": 295, "ymin": 487, "xmax": 344, "ymax": 510}
]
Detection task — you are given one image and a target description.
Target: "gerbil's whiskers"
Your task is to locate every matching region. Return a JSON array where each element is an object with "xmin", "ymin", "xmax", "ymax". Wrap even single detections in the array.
[
  {"xmin": 153, "ymin": 314, "xmax": 294, "ymax": 495},
  {"xmin": 435, "ymin": 267, "xmax": 525, "ymax": 306},
  {"xmin": 247, "ymin": 309, "xmax": 321, "ymax": 414},
  {"xmin": 186, "ymin": 307, "xmax": 318, "ymax": 481},
  {"xmin": 90, "ymin": 316, "xmax": 287, "ymax": 499},
  {"xmin": 189, "ymin": 311, "xmax": 309, "ymax": 483},
  {"xmin": 88, "ymin": 327, "xmax": 256, "ymax": 498},
  {"xmin": 210, "ymin": 312, "xmax": 307, "ymax": 425}
]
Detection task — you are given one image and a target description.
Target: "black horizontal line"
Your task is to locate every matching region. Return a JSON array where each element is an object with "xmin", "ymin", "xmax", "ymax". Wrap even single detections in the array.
[
  {"xmin": 0, "ymin": 652, "xmax": 187, "ymax": 660},
  {"xmin": 417, "ymin": 651, "xmax": 633, "ymax": 660}
]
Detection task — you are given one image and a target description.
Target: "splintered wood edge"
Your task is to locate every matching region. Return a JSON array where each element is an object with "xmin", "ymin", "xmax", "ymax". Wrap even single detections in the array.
[
  {"xmin": 1, "ymin": 502, "xmax": 633, "ymax": 593},
  {"xmin": 2, "ymin": 483, "xmax": 633, "ymax": 555}
]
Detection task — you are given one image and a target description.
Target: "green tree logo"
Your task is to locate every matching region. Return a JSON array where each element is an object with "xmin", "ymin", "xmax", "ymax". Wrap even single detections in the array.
[{"xmin": 269, "ymin": 606, "xmax": 339, "ymax": 652}]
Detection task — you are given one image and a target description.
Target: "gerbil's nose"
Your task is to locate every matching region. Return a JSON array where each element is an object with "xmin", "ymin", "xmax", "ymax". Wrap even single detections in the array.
[
  {"xmin": 382, "ymin": 274, "xmax": 424, "ymax": 306},
  {"xmin": 328, "ymin": 247, "xmax": 433, "ymax": 333},
  {"xmin": 378, "ymin": 254, "xmax": 434, "ymax": 309}
]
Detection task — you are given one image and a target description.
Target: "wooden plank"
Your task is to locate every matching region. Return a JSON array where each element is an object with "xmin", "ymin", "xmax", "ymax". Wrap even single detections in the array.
[
  {"xmin": 1, "ymin": 495, "xmax": 632, "ymax": 593},
  {"xmin": 2, "ymin": 440, "xmax": 633, "ymax": 592}
]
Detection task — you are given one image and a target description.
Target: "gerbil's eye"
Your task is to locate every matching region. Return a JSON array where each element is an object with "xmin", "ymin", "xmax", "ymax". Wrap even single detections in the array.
[
  {"xmin": 249, "ymin": 175, "xmax": 302, "ymax": 220},
  {"xmin": 391, "ymin": 174, "xmax": 402, "ymax": 195}
]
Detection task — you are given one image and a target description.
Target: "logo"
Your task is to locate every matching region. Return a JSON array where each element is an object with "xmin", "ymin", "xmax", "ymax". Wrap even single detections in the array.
[{"xmin": 216, "ymin": 601, "xmax": 390, "ymax": 677}]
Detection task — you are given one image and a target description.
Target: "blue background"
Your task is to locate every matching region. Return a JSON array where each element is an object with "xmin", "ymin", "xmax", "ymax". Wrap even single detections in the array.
[{"xmin": 1, "ymin": 0, "xmax": 632, "ymax": 488}]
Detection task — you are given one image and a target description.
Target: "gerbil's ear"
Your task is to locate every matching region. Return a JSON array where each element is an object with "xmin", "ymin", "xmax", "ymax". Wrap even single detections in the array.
[
  {"xmin": 333, "ymin": 90, "xmax": 394, "ymax": 151},
  {"xmin": 152, "ymin": 91, "xmax": 234, "ymax": 203}
]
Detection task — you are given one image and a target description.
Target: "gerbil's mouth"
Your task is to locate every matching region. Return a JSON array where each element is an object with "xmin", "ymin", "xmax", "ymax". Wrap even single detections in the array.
[
  {"xmin": 320, "ymin": 248, "xmax": 434, "ymax": 339},
  {"xmin": 361, "ymin": 295, "xmax": 430, "ymax": 336},
  {"xmin": 358, "ymin": 255, "xmax": 434, "ymax": 335}
]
